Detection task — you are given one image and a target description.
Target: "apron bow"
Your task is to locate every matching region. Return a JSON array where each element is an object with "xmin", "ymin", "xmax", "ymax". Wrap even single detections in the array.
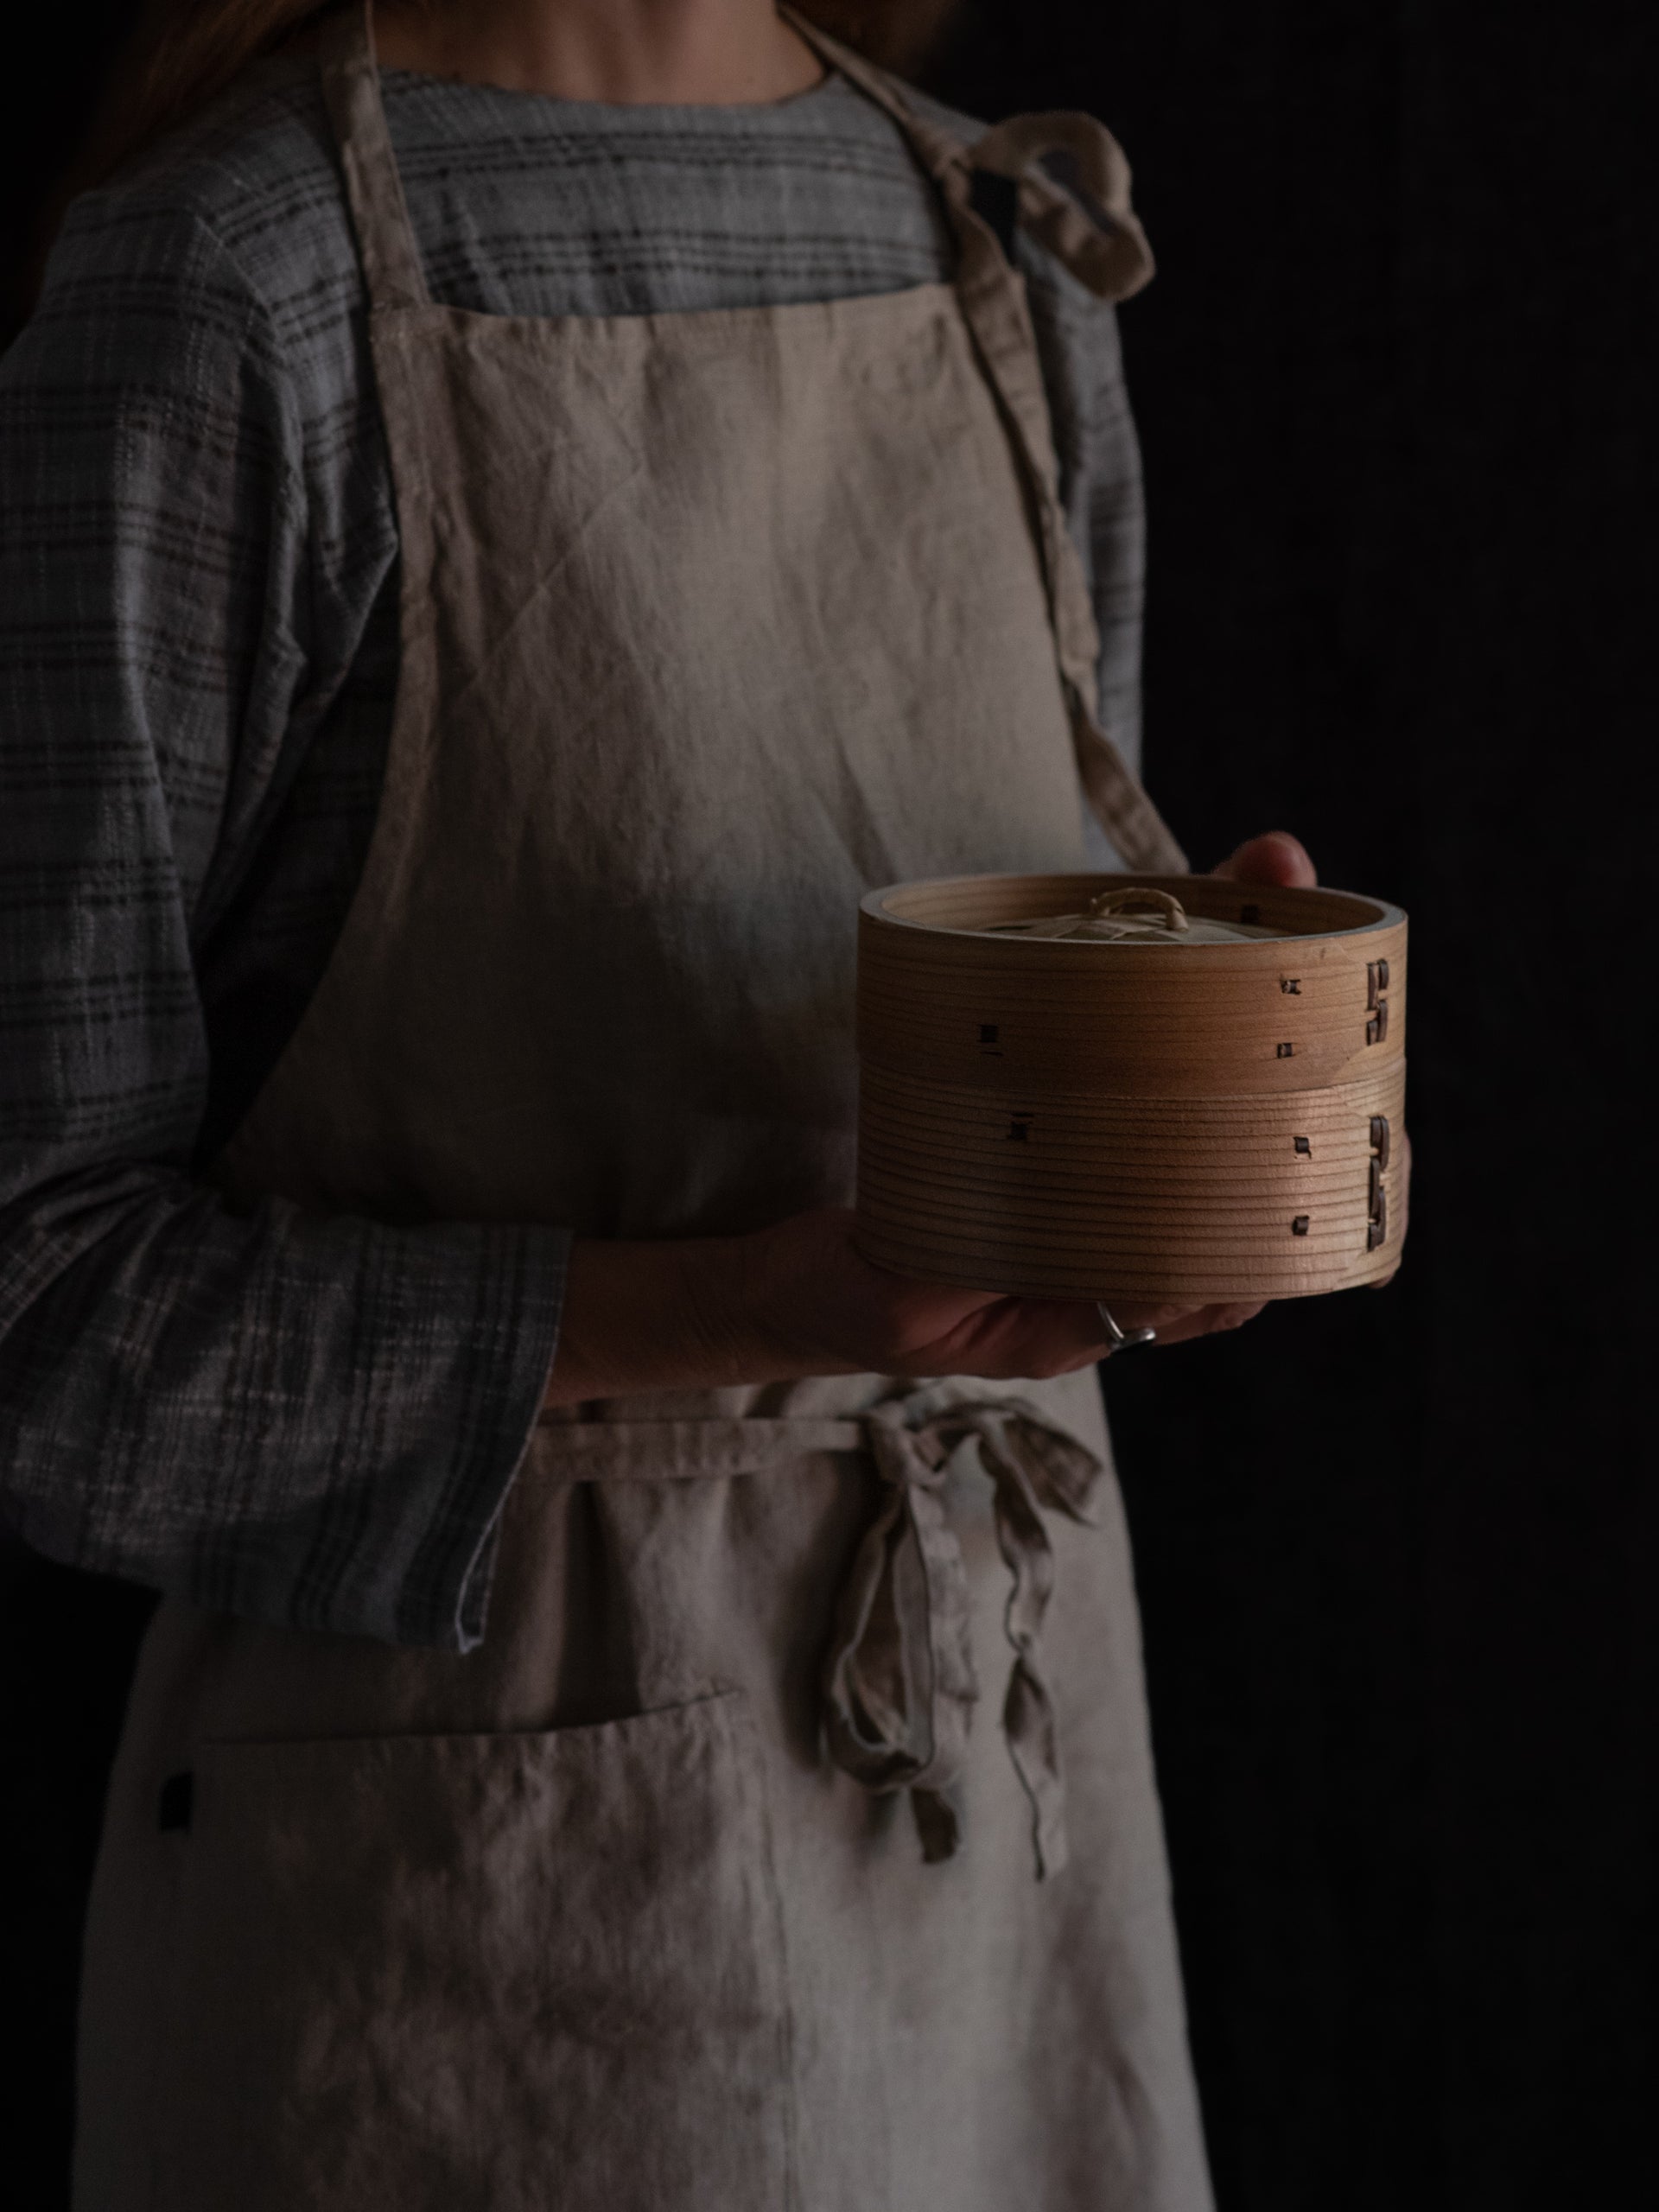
[
  {"xmin": 964, "ymin": 111, "xmax": 1155, "ymax": 303},
  {"xmin": 822, "ymin": 1388, "xmax": 1104, "ymax": 1878}
]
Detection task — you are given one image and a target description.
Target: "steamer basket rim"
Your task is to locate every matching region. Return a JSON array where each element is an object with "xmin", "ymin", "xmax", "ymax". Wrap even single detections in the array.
[{"xmin": 861, "ymin": 869, "xmax": 1406, "ymax": 945}]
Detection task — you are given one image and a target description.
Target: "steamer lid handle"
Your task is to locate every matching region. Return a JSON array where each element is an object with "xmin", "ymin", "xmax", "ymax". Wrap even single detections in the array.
[{"xmin": 1085, "ymin": 887, "xmax": 1190, "ymax": 933}]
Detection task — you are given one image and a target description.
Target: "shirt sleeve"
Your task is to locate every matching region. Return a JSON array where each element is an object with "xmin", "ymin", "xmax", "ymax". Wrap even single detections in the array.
[{"xmin": 0, "ymin": 189, "xmax": 566, "ymax": 1651}]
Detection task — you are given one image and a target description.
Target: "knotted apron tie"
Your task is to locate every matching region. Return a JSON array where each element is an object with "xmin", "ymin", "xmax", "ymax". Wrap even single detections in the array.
[
  {"xmin": 534, "ymin": 1384, "xmax": 1105, "ymax": 1879},
  {"xmin": 822, "ymin": 1389, "xmax": 1104, "ymax": 1879}
]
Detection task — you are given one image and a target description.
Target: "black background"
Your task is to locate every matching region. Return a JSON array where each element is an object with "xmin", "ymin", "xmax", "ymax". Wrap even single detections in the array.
[{"xmin": 3, "ymin": 3, "xmax": 1656, "ymax": 2204}]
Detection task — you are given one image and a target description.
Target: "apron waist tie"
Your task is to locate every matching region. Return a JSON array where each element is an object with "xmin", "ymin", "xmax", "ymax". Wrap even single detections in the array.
[
  {"xmin": 822, "ymin": 1389, "xmax": 1102, "ymax": 1880},
  {"xmin": 536, "ymin": 1384, "xmax": 1104, "ymax": 1878}
]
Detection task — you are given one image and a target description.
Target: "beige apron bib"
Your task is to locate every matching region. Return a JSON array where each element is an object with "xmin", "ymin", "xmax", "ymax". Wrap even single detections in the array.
[{"xmin": 75, "ymin": 8, "xmax": 1210, "ymax": 2207}]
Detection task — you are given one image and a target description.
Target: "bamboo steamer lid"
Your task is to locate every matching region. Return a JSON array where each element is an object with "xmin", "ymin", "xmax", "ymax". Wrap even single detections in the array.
[{"xmin": 855, "ymin": 872, "xmax": 1408, "ymax": 1303}]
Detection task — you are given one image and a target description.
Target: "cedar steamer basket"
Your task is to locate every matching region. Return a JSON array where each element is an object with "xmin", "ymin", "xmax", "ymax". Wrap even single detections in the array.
[{"xmin": 855, "ymin": 872, "xmax": 1407, "ymax": 1303}]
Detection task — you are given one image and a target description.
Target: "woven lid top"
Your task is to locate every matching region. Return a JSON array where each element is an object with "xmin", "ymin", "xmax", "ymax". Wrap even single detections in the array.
[{"xmin": 987, "ymin": 887, "xmax": 1285, "ymax": 946}]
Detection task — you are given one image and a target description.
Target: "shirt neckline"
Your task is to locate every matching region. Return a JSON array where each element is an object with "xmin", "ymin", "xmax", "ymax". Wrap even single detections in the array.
[{"xmin": 376, "ymin": 60, "xmax": 852, "ymax": 130}]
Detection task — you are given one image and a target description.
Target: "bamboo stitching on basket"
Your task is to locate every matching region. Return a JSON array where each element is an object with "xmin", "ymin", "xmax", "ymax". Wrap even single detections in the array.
[{"xmin": 854, "ymin": 871, "xmax": 1408, "ymax": 1303}]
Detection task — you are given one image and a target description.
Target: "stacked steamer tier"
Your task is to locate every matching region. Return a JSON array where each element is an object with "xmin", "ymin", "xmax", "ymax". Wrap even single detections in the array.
[{"xmin": 855, "ymin": 872, "xmax": 1407, "ymax": 1303}]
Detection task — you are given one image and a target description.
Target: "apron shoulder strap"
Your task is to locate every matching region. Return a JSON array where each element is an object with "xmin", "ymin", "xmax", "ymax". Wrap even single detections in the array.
[
  {"xmin": 779, "ymin": 9, "xmax": 1185, "ymax": 873},
  {"xmin": 319, "ymin": 1, "xmax": 433, "ymax": 315},
  {"xmin": 779, "ymin": 10, "xmax": 1154, "ymax": 304},
  {"xmin": 969, "ymin": 111, "xmax": 1155, "ymax": 305}
]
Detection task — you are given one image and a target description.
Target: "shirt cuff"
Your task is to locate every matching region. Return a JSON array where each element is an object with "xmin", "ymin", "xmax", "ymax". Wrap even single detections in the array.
[{"xmin": 389, "ymin": 1220, "xmax": 569, "ymax": 1652}]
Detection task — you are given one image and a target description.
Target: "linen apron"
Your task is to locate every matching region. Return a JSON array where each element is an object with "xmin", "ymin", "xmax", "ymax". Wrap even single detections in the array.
[{"xmin": 74, "ymin": 9, "xmax": 1211, "ymax": 2208}]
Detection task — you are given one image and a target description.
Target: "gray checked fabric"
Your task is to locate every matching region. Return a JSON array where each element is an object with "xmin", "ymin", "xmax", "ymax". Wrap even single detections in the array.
[{"xmin": 0, "ymin": 53, "xmax": 1148, "ymax": 1649}]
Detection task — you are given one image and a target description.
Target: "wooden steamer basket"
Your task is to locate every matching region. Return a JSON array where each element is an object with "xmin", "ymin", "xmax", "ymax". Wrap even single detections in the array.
[{"xmin": 855, "ymin": 872, "xmax": 1407, "ymax": 1303}]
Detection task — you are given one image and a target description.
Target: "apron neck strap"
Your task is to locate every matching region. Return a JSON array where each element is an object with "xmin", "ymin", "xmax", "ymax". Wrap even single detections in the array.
[
  {"xmin": 778, "ymin": 7, "xmax": 1154, "ymax": 306},
  {"xmin": 315, "ymin": 2, "xmax": 1182, "ymax": 872},
  {"xmin": 319, "ymin": 1, "xmax": 433, "ymax": 314},
  {"xmin": 321, "ymin": 3, "xmax": 1154, "ymax": 319},
  {"xmin": 779, "ymin": 8, "xmax": 1184, "ymax": 874}
]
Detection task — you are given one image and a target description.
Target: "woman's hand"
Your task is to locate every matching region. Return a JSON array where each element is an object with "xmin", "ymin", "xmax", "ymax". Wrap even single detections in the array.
[
  {"xmin": 545, "ymin": 830, "xmax": 1326, "ymax": 1408},
  {"xmin": 545, "ymin": 1208, "xmax": 1263, "ymax": 1408}
]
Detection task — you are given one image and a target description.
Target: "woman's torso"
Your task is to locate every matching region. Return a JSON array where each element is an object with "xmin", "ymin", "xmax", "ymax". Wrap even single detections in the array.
[
  {"xmin": 19, "ymin": 54, "xmax": 1146, "ymax": 1164},
  {"xmin": 64, "ymin": 30, "xmax": 1211, "ymax": 2207}
]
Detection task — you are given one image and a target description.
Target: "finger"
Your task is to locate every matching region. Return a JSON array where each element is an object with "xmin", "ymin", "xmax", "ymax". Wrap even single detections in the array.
[
  {"xmin": 1207, "ymin": 1300, "xmax": 1267, "ymax": 1331},
  {"xmin": 943, "ymin": 1297, "xmax": 1124, "ymax": 1378},
  {"xmin": 1213, "ymin": 831, "xmax": 1317, "ymax": 888},
  {"xmin": 966, "ymin": 1293, "xmax": 1270, "ymax": 1372},
  {"xmin": 1149, "ymin": 1300, "xmax": 1266, "ymax": 1345}
]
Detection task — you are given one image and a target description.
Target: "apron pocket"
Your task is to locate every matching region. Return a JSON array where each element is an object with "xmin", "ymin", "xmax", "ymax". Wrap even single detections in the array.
[{"xmin": 158, "ymin": 1691, "xmax": 797, "ymax": 2212}]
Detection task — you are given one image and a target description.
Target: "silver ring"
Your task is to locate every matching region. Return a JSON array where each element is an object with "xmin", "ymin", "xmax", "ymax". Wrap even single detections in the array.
[{"xmin": 1096, "ymin": 1301, "xmax": 1156, "ymax": 1356}]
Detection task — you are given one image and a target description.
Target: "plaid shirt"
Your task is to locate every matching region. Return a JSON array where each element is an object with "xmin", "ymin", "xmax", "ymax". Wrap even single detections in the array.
[{"xmin": 0, "ymin": 57, "xmax": 1147, "ymax": 1649}]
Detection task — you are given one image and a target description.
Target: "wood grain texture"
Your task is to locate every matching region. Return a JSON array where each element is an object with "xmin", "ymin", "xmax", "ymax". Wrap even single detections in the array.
[{"xmin": 855, "ymin": 872, "xmax": 1408, "ymax": 1300}]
